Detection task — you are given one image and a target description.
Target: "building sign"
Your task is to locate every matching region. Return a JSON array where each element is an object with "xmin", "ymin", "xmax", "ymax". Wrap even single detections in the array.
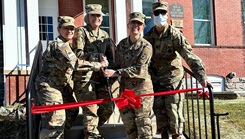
[
  {"xmin": 171, "ymin": 20, "xmax": 183, "ymax": 28},
  {"xmin": 170, "ymin": 3, "xmax": 184, "ymax": 18}
]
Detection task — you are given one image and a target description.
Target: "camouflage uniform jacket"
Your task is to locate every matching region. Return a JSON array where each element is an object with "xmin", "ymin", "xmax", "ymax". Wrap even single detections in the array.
[
  {"xmin": 73, "ymin": 24, "xmax": 115, "ymax": 83},
  {"xmin": 35, "ymin": 35, "xmax": 78, "ymax": 87},
  {"xmin": 116, "ymin": 36, "xmax": 153, "ymax": 94},
  {"xmin": 144, "ymin": 23, "xmax": 208, "ymax": 89}
]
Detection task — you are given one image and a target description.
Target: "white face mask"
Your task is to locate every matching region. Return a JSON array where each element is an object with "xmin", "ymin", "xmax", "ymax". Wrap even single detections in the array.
[{"xmin": 153, "ymin": 14, "xmax": 167, "ymax": 27}]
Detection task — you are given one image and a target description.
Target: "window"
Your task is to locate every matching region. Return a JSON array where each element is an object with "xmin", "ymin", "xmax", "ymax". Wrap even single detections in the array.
[
  {"xmin": 85, "ymin": 0, "xmax": 112, "ymax": 36},
  {"xmin": 193, "ymin": 0, "xmax": 214, "ymax": 45},
  {"xmin": 243, "ymin": 1, "xmax": 245, "ymax": 31},
  {"xmin": 143, "ymin": 0, "xmax": 157, "ymax": 34},
  {"xmin": 39, "ymin": 16, "xmax": 54, "ymax": 40}
]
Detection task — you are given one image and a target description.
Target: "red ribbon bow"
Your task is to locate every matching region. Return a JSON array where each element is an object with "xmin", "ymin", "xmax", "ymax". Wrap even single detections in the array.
[
  {"xmin": 115, "ymin": 89, "xmax": 142, "ymax": 110},
  {"xmin": 31, "ymin": 88, "xmax": 205, "ymax": 114},
  {"xmin": 197, "ymin": 91, "xmax": 210, "ymax": 99}
]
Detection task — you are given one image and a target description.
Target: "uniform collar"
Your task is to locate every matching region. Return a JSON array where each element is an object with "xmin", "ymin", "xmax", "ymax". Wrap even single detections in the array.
[
  {"xmin": 153, "ymin": 23, "xmax": 169, "ymax": 38},
  {"xmin": 57, "ymin": 35, "xmax": 68, "ymax": 43},
  {"xmin": 125, "ymin": 36, "xmax": 143, "ymax": 50},
  {"xmin": 86, "ymin": 24, "xmax": 105, "ymax": 39}
]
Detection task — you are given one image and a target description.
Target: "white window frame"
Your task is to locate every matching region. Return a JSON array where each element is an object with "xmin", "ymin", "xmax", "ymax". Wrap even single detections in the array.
[
  {"xmin": 39, "ymin": 16, "xmax": 54, "ymax": 41},
  {"xmin": 193, "ymin": 0, "xmax": 215, "ymax": 46}
]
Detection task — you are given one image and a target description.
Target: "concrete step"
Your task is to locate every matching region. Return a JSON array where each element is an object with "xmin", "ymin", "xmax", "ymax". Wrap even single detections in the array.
[
  {"xmin": 40, "ymin": 112, "xmax": 158, "ymax": 139},
  {"xmin": 40, "ymin": 125, "xmax": 161, "ymax": 139}
]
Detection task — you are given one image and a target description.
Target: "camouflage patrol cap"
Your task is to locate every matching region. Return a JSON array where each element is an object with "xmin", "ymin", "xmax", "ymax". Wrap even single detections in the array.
[
  {"xmin": 58, "ymin": 16, "xmax": 75, "ymax": 27},
  {"xmin": 152, "ymin": 1, "xmax": 168, "ymax": 11},
  {"xmin": 86, "ymin": 4, "xmax": 104, "ymax": 15},
  {"xmin": 129, "ymin": 12, "xmax": 146, "ymax": 24}
]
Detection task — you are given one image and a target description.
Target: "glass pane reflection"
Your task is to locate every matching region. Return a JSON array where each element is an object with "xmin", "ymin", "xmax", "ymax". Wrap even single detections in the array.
[{"xmin": 194, "ymin": 21, "xmax": 211, "ymax": 44}]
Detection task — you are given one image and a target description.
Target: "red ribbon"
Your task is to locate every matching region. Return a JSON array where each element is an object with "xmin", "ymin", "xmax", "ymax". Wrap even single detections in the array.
[
  {"xmin": 197, "ymin": 91, "xmax": 210, "ymax": 99},
  {"xmin": 31, "ymin": 87, "xmax": 205, "ymax": 114},
  {"xmin": 116, "ymin": 89, "xmax": 142, "ymax": 110}
]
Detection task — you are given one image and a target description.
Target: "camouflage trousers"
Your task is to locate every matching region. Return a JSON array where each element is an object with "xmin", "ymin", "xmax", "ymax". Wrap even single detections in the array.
[
  {"xmin": 74, "ymin": 82, "xmax": 99, "ymax": 136},
  {"xmin": 96, "ymin": 83, "xmax": 114, "ymax": 127},
  {"xmin": 153, "ymin": 83, "xmax": 185, "ymax": 139},
  {"xmin": 36, "ymin": 82, "xmax": 78, "ymax": 139},
  {"xmin": 73, "ymin": 81, "xmax": 114, "ymax": 137},
  {"xmin": 120, "ymin": 94, "xmax": 154, "ymax": 139}
]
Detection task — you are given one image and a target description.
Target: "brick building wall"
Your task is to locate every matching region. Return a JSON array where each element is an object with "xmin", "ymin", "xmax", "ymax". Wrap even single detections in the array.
[
  {"xmin": 214, "ymin": 0, "xmax": 244, "ymax": 47},
  {"xmin": 58, "ymin": 0, "xmax": 84, "ymax": 27},
  {"xmin": 193, "ymin": 47, "xmax": 245, "ymax": 77},
  {"xmin": 5, "ymin": 75, "xmax": 29, "ymax": 105}
]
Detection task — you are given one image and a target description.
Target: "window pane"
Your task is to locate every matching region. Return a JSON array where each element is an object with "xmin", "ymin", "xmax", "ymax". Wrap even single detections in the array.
[
  {"xmin": 39, "ymin": 33, "xmax": 42, "ymax": 40},
  {"xmin": 39, "ymin": 16, "xmax": 42, "ymax": 23},
  {"xmin": 101, "ymin": 16, "xmax": 109, "ymax": 27},
  {"xmin": 243, "ymin": 2, "xmax": 245, "ymax": 22},
  {"xmin": 193, "ymin": 0, "xmax": 210, "ymax": 19},
  {"xmin": 42, "ymin": 16, "xmax": 46, "ymax": 24},
  {"xmin": 101, "ymin": 28, "xmax": 110, "ymax": 35},
  {"xmin": 48, "ymin": 33, "xmax": 54, "ymax": 40},
  {"xmin": 42, "ymin": 33, "xmax": 46, "ymax": 40},
  {"xmin": 194, "ymin": 21, "xmax": 211, "ymax": 44},
  {"xmin": 48, "ymin": 25, "xmax": 53, "ymax": 32},
  {"xmin": 47, "ymin": 17, "xmax": 53, "ymax": 24},
  {"xmin": 39, "ymin": 25, "xmax": 42, "ymax": 32},
  {"xmin": 42, "ymin": 25, "xmax": 47, "ymax": 32},
  {"xmin": 143, "ymin": 0, "xmax": 157, "ymax": 35},
  {"xmin": 143, "ymin": 0, "xmax": 157, "ymax": 16},
  {"xmin": 144, "ymin": 18, "xmax": 154, "ymax": 34}
]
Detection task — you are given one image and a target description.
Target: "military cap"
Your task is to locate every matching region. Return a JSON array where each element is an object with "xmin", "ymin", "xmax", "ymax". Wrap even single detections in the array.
[
  {"xmin": 129, "ymin": 12, "xmax": 146, "ymax": 24},
  {"xmin": 86, "ymin": 4, "xmax": 104, "ymax": 15},
  {"xmin": 152, "ymin": 1, "xmax": 168, "ymax": 11},
  {"xmin": 58, "ymin": 16, "xmax": 75, "ymax": 27}
]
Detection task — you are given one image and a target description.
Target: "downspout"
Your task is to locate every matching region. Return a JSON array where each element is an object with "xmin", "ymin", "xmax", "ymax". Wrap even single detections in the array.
[
  {"xmin": 24, "ymin": 1, "xmax": 33, "ymax": 139},
  {"xmin": 24, "ymin": 0, "xmax": 29, "ymax": 65}
]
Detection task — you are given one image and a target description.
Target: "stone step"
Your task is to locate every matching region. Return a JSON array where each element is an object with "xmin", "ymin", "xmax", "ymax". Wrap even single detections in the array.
[
  {"xmin": 40, "ymin": 124, "xmax": 161, "ymax": 139},
  {"xmin": 40, "ymin": 112, "xmax": 158, "ymax": 139}
]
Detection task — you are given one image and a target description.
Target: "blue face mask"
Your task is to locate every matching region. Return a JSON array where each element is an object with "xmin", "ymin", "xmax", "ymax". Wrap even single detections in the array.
[{"xmin": 153, "ymin": 14, "xmax": 167, "ymax": 27}]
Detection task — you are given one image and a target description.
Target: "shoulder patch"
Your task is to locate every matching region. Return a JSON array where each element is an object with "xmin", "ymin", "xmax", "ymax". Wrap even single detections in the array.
[
  {"xmin": 140, "ymin": 52, "xmax": 147, "ymax": 60},
  {"xmin": 59, "ymin": 44, "xmax": 67, "ymax": 51}
]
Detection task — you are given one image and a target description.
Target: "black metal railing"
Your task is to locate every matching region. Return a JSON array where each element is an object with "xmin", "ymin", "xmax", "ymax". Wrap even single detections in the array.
[
  {"xmin": 26, "ymin": 41, "xmax": 43, "ymax": 139},
  {"xmin": 183, "ymin": 67, "xmax": 228, "ymax": 139}
]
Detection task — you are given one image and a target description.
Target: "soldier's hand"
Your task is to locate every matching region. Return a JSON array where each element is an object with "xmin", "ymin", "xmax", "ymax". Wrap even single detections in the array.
[
  {"xmin": 100, "ymin": 56, "xmax": 108, "ymax": 67},
  {"xmin": 200, "ymin": 80, "xmax": 213, "ymax": 88},
  {"xmin": 104, "ymin": 69, "xmax": 116, "ymax": 77}
]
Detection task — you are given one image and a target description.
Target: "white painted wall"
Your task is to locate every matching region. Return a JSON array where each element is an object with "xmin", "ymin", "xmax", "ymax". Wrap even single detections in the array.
[
  {"xmin": 27, "ymin": 0, "xmax": 39, "ymax": 70},
  {"xmin": 3, "ymin": 0, "xmax": 39, "ymax": 71},
  {"xmin": 131, "ymin": 0, "xmax": 143, "ymax": 36},
  {"xmin": 114, "ymin": 0, "xmax": 127, "ymax": 44},
  {"xmin": 131, "ymin": 0, "xmax": 143, "ymax": 13},
  {"xmin": 3, "ymin": 0, "xmax": 18, "ymax": 70},
  {"xmin": 190, "ymin": 75, "xmax": 224, "ymax": 92}
]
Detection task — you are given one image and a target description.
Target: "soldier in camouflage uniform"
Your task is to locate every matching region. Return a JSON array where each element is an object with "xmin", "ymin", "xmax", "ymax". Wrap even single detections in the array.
[
  {"xmin": 144, "ymin": 2, "xmax": 213, "ymax": 139},
  {"xmin": 104, "ymin": 12, "xmax": 154, "ymax": 139},
  {"xmin": 35, "ymin": 16, "xmax": 108, "ymax": 139},
  {"xmin": 72, "ymin": 4, "xmax": 115, "ymax": 139}
]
